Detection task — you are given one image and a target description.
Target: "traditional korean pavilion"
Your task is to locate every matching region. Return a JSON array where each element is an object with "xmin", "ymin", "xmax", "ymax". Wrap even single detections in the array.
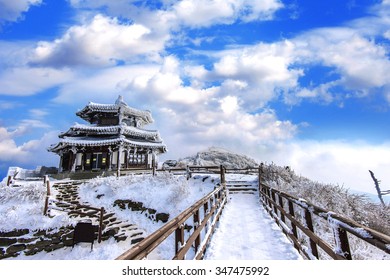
[{"xmin": 48, "ymin": 96, "xmax": 167, "ymax": 174}]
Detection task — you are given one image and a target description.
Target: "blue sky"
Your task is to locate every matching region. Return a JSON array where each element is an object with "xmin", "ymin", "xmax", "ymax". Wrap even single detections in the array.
[{"xmin": 1, "ymin": 0, "xmax": 390, "ymax": 195}]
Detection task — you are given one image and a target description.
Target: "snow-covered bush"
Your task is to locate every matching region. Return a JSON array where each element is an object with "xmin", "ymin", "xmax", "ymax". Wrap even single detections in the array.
[{"xmin": 262, "ymin": 163, "xmax": 389, "ymax": 235}]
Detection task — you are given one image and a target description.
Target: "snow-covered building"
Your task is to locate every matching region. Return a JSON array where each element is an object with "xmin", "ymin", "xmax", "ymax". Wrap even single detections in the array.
[{"xmin": 48, "ymin": 96, "xmax": 167, "ymax": 174}]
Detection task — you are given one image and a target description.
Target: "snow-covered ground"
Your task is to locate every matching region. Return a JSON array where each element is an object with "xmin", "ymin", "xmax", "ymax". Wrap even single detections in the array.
[
  {"xmin": 1, "ymin": 169, "xmax": 388, "ymax": 260},
  {"xmin": 204, "ymin": 193, "xmax": 302, "ymax": 260},
  {"xmin": 0, "ymin": 172, "xmax": 218, "ymax": 260}
]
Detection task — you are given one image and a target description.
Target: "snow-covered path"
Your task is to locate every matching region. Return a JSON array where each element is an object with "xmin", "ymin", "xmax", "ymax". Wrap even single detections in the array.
[{"xmin": 204, "ymin": 193, "xmax": 302, "ymax": 260}]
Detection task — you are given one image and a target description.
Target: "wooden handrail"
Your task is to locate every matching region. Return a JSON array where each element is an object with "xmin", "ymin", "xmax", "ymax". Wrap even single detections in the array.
[
  {"xmin": 116, "ymin": 183, "xmax": 227, "ymax": 260},
  {"xmin": 258, "ymin": 181, "xmax": 390, "ymax": 259}
]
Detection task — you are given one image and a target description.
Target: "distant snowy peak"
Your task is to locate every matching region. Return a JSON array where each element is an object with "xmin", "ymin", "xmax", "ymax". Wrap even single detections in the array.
[{"xmin": 178, "ymin": 147, "xmax": 259, "ymax": 168}]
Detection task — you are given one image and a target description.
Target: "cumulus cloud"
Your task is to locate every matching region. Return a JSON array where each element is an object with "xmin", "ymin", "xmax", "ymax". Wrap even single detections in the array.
[
  {"xmin": 172, "ymin": 0, "xmax": 283, "ymax": 27},
  {"xmin": 0, "ymin": 127, "xmax": 57, "ymax": 167},
  {"xmin": 294, "ymin": 28, "xmax": 390, "ymax": 92},
  {"xmin": 212, "ymin": 40, "xmax": 302, "ymax": 109},
  {"xmin": 53, "ymin": 64, "xmax": 160, "ymax": 104},
  {"xmin": 69, "ymin": 0, "xmax": 283, "ymax": 28},
  {"xmin": 31, "ymin": 14, "xmax": 167, "ymax": 67},
  {"xmin": 0, "ymin": 0, "xmax": 41, "ymax": 24},
  {"xmin": 128, "ymin": 56, "xmax": 218, "ymax": 105}
]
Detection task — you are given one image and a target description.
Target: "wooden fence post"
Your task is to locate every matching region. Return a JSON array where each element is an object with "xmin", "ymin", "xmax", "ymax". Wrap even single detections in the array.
[
  {"xmin": 220, "ymin": 165, "xmax": 225, "ymax": 185},
  {"xmin": 304, "ymin": 209, "xmax": 319, "ymax": 259},
  {"xmin": 278, "ymin": 195, "xmax": 286, "ymax": 224},
  {"xmin": 186, "ymin": 165, "xmax": 192, "ymax": 180},
  {"xmin": 193, "ymin": 209, "xmax": 201, "ymax": 253},
  {"xmin": 258, "ymin": 164, "xmax": 263, "ymax": 188},
  {"xmin": 6, "ymin": 175, "xmax": 12, "ymax": 186},
  {"xmin": 288, "ymin": 201, "xmax": 299, "ymax": 250},
  {"xmin": 333, "ymin": 227, "xmax": 352, "ymax": 259},
  {"xmin": 204, "ymin": 201, "xmax": 209, "ymax": 233},
  {"xmin": 98, "ymin": 207, "xmax": 104, "ymax": 243},
  {"xmin": 175, "ymin": 225, "xmax": 185, "ymax": 257},
  {"xmin": 43, "ymin": 196, "xmax": 49, "ymax": 216},
  {"xmin": 270, "ymin": 190, "xmax": 280, "ymax": 226},
  {"xmin": 45, "ymin": 176, "xmax": 51, "ymax": 196}
]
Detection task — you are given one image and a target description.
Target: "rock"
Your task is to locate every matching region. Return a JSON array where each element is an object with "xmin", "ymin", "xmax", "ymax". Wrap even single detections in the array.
[
  {"xmin": 6, "ymin": 244, "xmax": 26, "ymax": 254},
  {"xmin": 0, "ymin": 229, "xmax": 29, "ymax": 237},
  {"xmin": 114, "ymin": 235, "xmax": 127, "ymax": 242},
  {"xmin": 29, "ymin": 240, "xmax": 52, "ymax": 250},
  {"xmin": 0, "ymin": 252, "xmax": 19, "ymax": 259},
  {"xmin": 44, "ymin": 243, "xmax": 65, "ymax": 252},
  {"xmin": 0, "ymin": 238, "xmax": 17, "ymax": 247},
  {"xmin": 24, "ymin": 247, "xmax": 45, "ymax": 256},
  {"xmin": 33, "ymin": 229, "xmax": 47, "ymax": 237},
  {"xmin": 156, "ymin": 213, "xmax": 170, "ymax": 223},
  {"xmin": 17, "ymin": 237, "xmax": 39, "ymax": 244},
  {"xmin": 103, "ymin": 213, "xmax": 115, "ymax": 220},
  {"xmin": 103, "ymin": 227, "xmax": 119, "ymax": 237},
  {"xmin": 131, "ymin": 237, "xmax": 144, "ymax": 244}
]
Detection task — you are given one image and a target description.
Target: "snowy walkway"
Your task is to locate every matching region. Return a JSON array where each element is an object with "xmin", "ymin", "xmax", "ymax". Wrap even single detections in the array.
[{"xmin": 204, "ymin": 193, "xmax": 302, "ymax": 260}]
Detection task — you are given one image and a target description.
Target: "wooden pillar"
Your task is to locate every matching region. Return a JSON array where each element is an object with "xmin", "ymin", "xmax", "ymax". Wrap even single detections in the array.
[
  {"xmin": 333, "ymin": 226, "xmax": 352, "ymax": 259},
  {"xmin": 117, "ymin": 146, "xmax": 122, "ymax": 177},
  {"xmin": 278, "ymin": 195, "xmax": 285, "ymax": 223},
  {"xmin": 175, "ymin": 225, "xmax": 185, "ymax": 257},
  {"xmin": 58, "ymin": 153, "xmax": 63, "ymax": 173},
  {"xmin": 304, "ymin": 208, "xmax": 319, "ymax": 259},
  {"xmin": 288, "ymin": 201, "xmax": 299, "ymax": 250},
  {"xmin": 220, "ymin": 165, "xmax": 225, "ymax": 185},
  {"xmin": 193, "ymin": 209, "xmax": 201, "ymax": 253},
  {"xmin": 6, "ymin": 176, "xmax": 12, "ymax": 186}
]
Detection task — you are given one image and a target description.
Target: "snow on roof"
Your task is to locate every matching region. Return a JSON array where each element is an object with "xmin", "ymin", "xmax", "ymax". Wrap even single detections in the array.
[
  {"xmin": 49, "ymin": 136, "xmax": 166, "ymax": 152},
  {"xmin": 66, "ymin": 123, "xmax": 161, "ymax": 139},
  {"xmin": 76, "ymin": 99, "xmax": 153, "ymax": 125}
]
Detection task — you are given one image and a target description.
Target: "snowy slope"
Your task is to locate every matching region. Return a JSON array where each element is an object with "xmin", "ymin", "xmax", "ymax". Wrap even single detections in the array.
[
  {"xmin": 177, "ymin": 147, "xmax": 258, "ymax": 168},
  {"xmin": 1, "ymin": 147, "xmax": 389, "ymax": 260}
]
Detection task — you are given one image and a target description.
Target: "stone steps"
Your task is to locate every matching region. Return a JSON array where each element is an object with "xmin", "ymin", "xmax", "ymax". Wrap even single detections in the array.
[
  {"xmin": 49, "ymin": 183, "xmax": 147, "ymax": 245},
  {"xmin": 226, "ymin": 180, "xmax": 258, "ymax": 195}
]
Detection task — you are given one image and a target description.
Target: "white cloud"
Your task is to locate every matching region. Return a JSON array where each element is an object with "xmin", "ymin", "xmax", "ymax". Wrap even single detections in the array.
[
  {"xmin": 260, "ymin": 140, "xmax": 390, "ymax": 195},
  {"xmin": 0, "ymin": 127, "xmax": 57, "ymax": 168},
  {"xmin": 294, "ymin": 28, "xmax": 390, "ymax": 91},
  {"xmin": 212, "ymin": 40, "xmax": 302, "ymax": 109},
  {"xmin": 31, "ymin": 14, "xmax": 167, "ymax": 67},
  {"xmin": 128, "ymin": 56, "xmax": 218, "ymax": 105},
  {"xmin": 69, "ymin": 0, "xmax": 283, "ymax": 28},
  {"xmin": 0, "ymin": 0, "xmax": 41, "ymax": 24},
  {"xmin": 0, "ymin": 67, "xmax": 73, "ymax": 96},
  {"xmin": 157, "ymin": 97, "xmax": 297, "ymax": 163},
  {"xmin": 220, "ymin": 95, "xmax": 239, "ymax": 115},
  {"xmin": 0, "ymin": 127, "xmax": 27, "ymax": 161},
  {"xmin": 54, "ymin": 64, "xmax": 160, "ymax": 104}
]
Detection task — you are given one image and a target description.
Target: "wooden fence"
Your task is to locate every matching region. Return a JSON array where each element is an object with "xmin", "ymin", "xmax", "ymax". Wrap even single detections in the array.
[
  {"xmin": 258, "ymin": 178, "xmax": 390, "ymax": 259},
  {"xmin": 116, "ymin": 166, "xmax": 227, "ymax": 260}
]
